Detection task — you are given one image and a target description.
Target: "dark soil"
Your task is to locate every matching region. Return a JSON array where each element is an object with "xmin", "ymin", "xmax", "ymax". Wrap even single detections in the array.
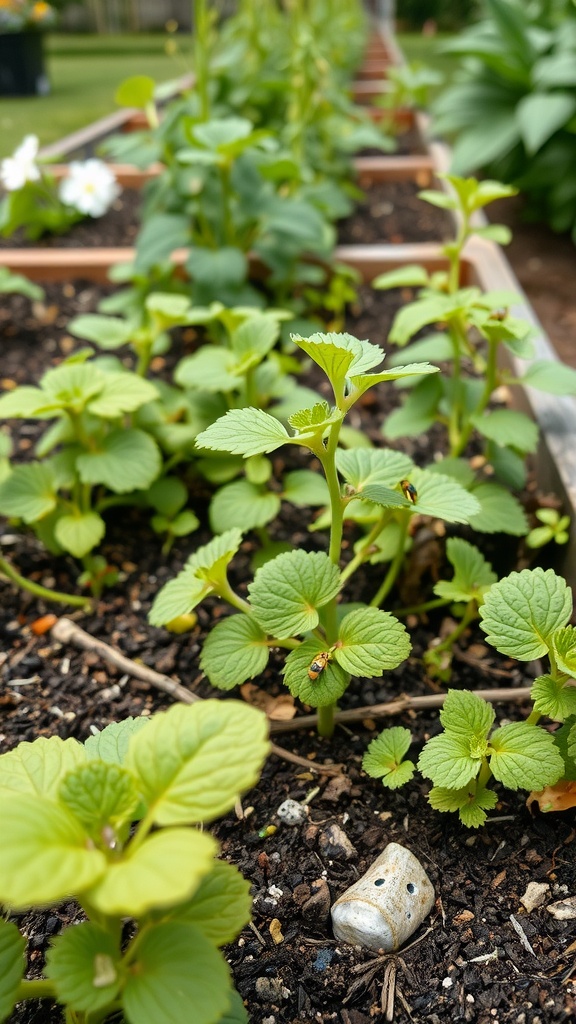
[
  {"xmin": 1, "ymin": 280, "xmax": 574, "ymax": 1024},
  {"xmin": 0, "ymin": 191, "xmax": 141, "ymax": 250},
  {"xmin": 337, "ymin": 180, "xmax": 451, "ymax": 245}
]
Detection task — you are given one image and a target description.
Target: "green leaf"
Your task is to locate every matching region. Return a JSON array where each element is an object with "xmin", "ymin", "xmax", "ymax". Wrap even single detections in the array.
[
  {"xmin": 59, "ymin": 761, "xmax": 140, "ymax": 833},
  {"xmin": 282, "ymin": 639, "xmax": 350, "ymax": 708},
  {"xmin": 147, "ymin": 477, "xmax": 188, "ymax": 517},
  {"xmin": 0, "ymin": 919, "xmax": 26, "ymax": 1023},
  {"xmin": 115, "ymin": 74, "xmax": 155, "ymax": 108},
  {"xmin": 489, "ymin": 722, "xmax": 564, "ymax": 790},
  {"xmin": 248, "ymin": 550, "xmax": 341, "ymax": 638},
  {"xmin": 552, "ymin": 625, "xmax": 576, "ymax": 676},
  {"xmin": 87, "ymin": 373, "xmax": 159, "ymax": 418},
  {"xmin": 210, "ymin": 480, "xmax": 280, "ymax": 534},
  {"xmin": 54, "ymin": 511, "xmax": 105, "ymax": 558},
  {"xmin": 125, "ymin": 700, "xmax": 269, "ymax": 825},
  {"xmin": 292, "ymin": 331, "xmax": 382, "ymax": 390},
  {"xmin": 434, "ymin": 537, "xmax": 496, "ymax": 603},
  {"xmin": 76, "ymin": 428, "xmax": 161, "ymax": 493},
  {"xmin": 468, "ymin": 483, "xmax": 529, "ymax": 536},
  {"xmin": 187, "ymin": 529, "xmax": 244, "ymax": 575},
  {"xmin": 88, "ymin": 828, "xmax": 217, "ymax": 917},
  {"xmin": 84, "ymin": 717, "xmax": 150, "ymax": 765},
  {"xmin": 0, "ymin": 735, "xmax": 86, "ymax": 800},
  {"xmin": 531, "ymin": 674, "xmax": 576, "ymax": 723},
  {"xmin": 336, "ymin": 448, "xmax": 413, "ymax": 491},
  {"xmin": 0, "ymin": 462, "xmax": 56, "ymax": 523},
  {"xmin": 517, "ymin": 92, "xmax": 576, "ymax": 155},
  {"xmin": 362, "ymin": 727, "xmax": 415, "ymax": 789},
  {"xmin": 218, "ymin": 989, "xmax": 249, "ymax": 1024},
  {"xmin": 68, "ymin": 314, "xmax": 133, "ymax": 350},
  {"xmin": 353, "ymin": 484, "xmax": 410, "ymax": 511},
  {"xmin": 470, "ymin": 409, "xmax": 538, "ymax": 454},
  {"xmin": 200, "ymin": 615, "xmax": 270, "ymax": 691},
  {"xmin": 400, "ymin": 467, "xmax": 481, "ymax": 524},
  {"xmin": 335, "ymin": 608, "xmax": 410, "ymax": 676},
  {"xmin": 428, "ymin": 784, "xmax": 498, "ymax": 828},
  {"xmin": 186, "ymin": 247, "xmax": 247, "ymax": 289},
  {"xmin": 417, "ymin": 732, "xmax": 482, "ymax": 790},
  {"xmin": 148, "ymin": 571, "xmax": 210, "ymax": 627},
  {"xmin": 0, "ymin": 385, "xmax": 48, "ymax": 419},
  {"xmin": 520, "ymin": 359, "xmax": 576, "ymax": 395},
  {"xmin": 122, "ymin": 923, "xmax": 231, "ymax": 1024},
  {"xmin": 135, "ymin": 214, "xmax": 190, "ymax": 273},
  {"xmin": 288, "ymin": 401, "xmax": 333, "ymax": 432},
  {"xmin": 196, "ymin": 408, "xmax": 289, "ymax": 457},
  {"xmin": 171, "ymin": 859, "xmax": 252, "ymax": 946},
  {"xmin": 245, "ymin": 455, "xmax": 273, "ymax": 486},
  {"xmin": 372, "ymin": 265, "xmax": 430, "ymax": 289},
  {"xmin": 46, "ymin": 923, "xmax": 122, "ymax": 1014},
  {"xmin": 440, "ymin": 689, "xmax": 495, "ymax": 741},
  {"xmin": 480, "ymin": 567, "xmax": 572, "ymax": 660},
  {"xmin": 0, "ymin": 793, "xmax": 106, "ymax": 908},
  {"xmin": 282, "ymin": 470, "xmax": 329, "ymax": 507}
]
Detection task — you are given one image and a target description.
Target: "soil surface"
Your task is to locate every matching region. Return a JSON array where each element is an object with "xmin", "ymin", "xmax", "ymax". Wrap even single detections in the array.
[
  {"xmin": 0, "ymin": 279, "xmax": 574, "ymax": 1024},
  {"xmin": 337, "ymin": 181, "xmax": 451, "ymax": 245},
  {"xmin": 0, "ymin": 192, "xmax": 141, "ymax": 250}
]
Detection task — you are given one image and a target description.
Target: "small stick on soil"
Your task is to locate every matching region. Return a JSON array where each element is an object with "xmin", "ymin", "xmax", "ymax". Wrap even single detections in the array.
[
  {"xmin": 382, "ymin": 960, "xmax": 396, "ymax": 1021},
  {"xmin": 51, "ymin": 617, "xmax": 341, "ymax": 776}
]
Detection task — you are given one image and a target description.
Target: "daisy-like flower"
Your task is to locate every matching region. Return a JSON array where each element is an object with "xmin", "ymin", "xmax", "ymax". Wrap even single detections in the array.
[
  {"xmin": 0, "ymin": 135, "xmax": 41, "ymax": 191},
  {"xmin": 58, "ymin": 159, "xmax": 121, "ymax": 218}
]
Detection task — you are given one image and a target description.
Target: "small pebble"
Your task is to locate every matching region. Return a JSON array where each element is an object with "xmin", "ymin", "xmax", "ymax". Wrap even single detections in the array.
[
  {"xmin": 277, "ymin": 799, "xmax": 307, "ymax": 826},
  {"xmin": 520, "ymin": 881, "xmax": 550, "ymax": 912},
  {"xmin": 255, "ymin": 977, "xmax": 285, "ymax": 1003},
  {"xmin": 318, "ymin": 822, "xmax": 357, "ymax": 861}
]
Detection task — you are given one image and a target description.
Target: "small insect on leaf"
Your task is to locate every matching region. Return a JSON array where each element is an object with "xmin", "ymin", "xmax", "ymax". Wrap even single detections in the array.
[
  {"xmin": 308, "ymin": 651, "xmax": 331, "ymax": 680},
  {"xmin": 400, "ymin": 479, "xmax": 418, "ymax": 504},
  {"xmin": 490, "ymin": 308, "xmax": 508, "ymax": 321}
]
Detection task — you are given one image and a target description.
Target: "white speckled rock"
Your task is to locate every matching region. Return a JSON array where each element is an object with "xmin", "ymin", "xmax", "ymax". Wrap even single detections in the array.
[{"xmin": 331, "ymin": 842, "xmax": 435, "ymax": 952}]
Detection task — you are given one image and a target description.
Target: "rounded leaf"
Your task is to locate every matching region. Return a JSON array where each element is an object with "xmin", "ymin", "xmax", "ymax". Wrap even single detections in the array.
[
  {"xmin": 248, "ymin": 550, "xmax": 341, "ymax": 639},
  {"xmin": 200, "ymin": 614, "xmax": 270, "ymax": 691},
  {"xmin": 335, "ymin": 607, "xmax": 411, "ymax": 676},
  {"xmin": 46, "ymin": 922, "xmax": 122, "ymax": 1013},
  {"xmin": 480, "ymin": 567, "xmax": 572, "ymax": 660},
  {"xmin": 282, "ymin": 639, "xmax": 350, "ymax": 708}
]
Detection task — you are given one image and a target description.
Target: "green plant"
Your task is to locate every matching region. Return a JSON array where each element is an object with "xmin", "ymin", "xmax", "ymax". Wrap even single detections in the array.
[
  {"xmin": 0, "ymin": 266, "xmax": 44, "ymax": 301},
  {"xmin": 149, "ymin": 330, "xmax": 483, "ymax": 738},
  {"xmin": 526, "ymin": 506, "xmax": 570, "ymax": 549},
  {"xmin": 0, "ymin": 699, "xmax": 269, "ymax": 1024},
  {"xmin": 364, "ymin": 566, "xmax": 576, "ymax": 827},
  {"xmin": 375, "ymin": 62, "xmax": 443, "ymax": 135},
  {"xmin": 374, "ymin": 174, "xmax": 576, "ymax": 499},
  {"xmin": 433, "ymin": 0, "xmax": 576, "ymax": 239}
]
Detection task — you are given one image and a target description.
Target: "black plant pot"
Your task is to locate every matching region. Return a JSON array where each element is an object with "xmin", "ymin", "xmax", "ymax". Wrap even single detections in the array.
[{"xmin": 0, "ymin": 30, "xmax": 50, "ymax": 96}]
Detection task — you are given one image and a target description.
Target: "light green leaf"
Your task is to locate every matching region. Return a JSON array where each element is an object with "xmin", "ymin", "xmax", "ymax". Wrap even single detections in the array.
[
  {"xmin": 489, "ymin": 722, "xmax": 564, "ymax": 790},
  {"xmin": 417, "ymin": 732, "xmax": 482, "ymax": 789},
  {"xmin": 123, "ymin": 923, "xmax": 231, "ymax": 1024},
  {"xmin": 434, "ymin": 537, "xmax": 496, "ymax": 603},
  {"xmin": 84, "ymin": 717, "xmax": 150, "ymax": 765},
  {"xmin": 87, "ymin": 373, "xmax": 158, "ymax": 418},
  {"xmin": 210, "ymin": 480, "xmax": 280, "ymax": 534},
  {"xmin": 147, "ymin": 477, "xmax": 187, "ymax": 517},
  {"xmin": 40, "ymin": 362, "xmax": 104, "ymax": 410},
  {"xmin": 196, "ymin": 408, "xmax": 289, "ymax": 457},
  {"xmin": 470, "ymin": 409, "xmax": 538, "ymax": 454},
  {"xmin": 480, "ymin": 567, "xmax": 572, "ymax": 660},
  {"xmin": 245, "ymin": 455, "xmax": 273, "ymax": 486},
  {"xmin": 248, "ymin": 550, "xmax": 341, "ymax": 639},
  {"xmin": 115, "ymin": 74, "xmax": 155, "ymax": 108},
  {"xmin": 76, "ymin": 428, "xmax": 161, "ymax": 493},
  {"xmin": 288, "ymin": 402, "xmax": 333, "ymax": 432},
  {"xmin": 171, "ymin": 859, "xmax": 252, "ymax": 946},
  {"xmin": 521, "ymin": 359, "xmax": 576, "ymax": 395},
  {"xmin": 0, "ymin": 735, "xmax": 86, "ymax": 800},
  {"xmin": 362, "ymin": 727, "xmax": 414, "ymax": 789},
  {"xmin": 335, "ymin": 608, "xmax": 410, "ymax": 676},
  {"xmin": 68, "ymin": 314, "xmax": 133, "ymax": 350},
  {"xmin": 54, "ymin": 511, "xmax": 105, "ymax": 558},
  {"xmin": 401, "ymin": 467, "xmax": 481, "ymax": 524},
  {"xmin": 531, "ymin": 674, "xmax": 576, "ymax": 723},
  {"xmin": 282, "ymin": 639, "xmax": 350, "ymax": 708},
  {"xmin": 0, "ymin": 386, "xmax": 47, "ymax": 419},
  {"xmin": 59, "ymin": 761, "xmax": 140, "ymax": 833},
  {"xmin": 372, "ymin": 265, "xmax": 430, "ymax": 289},
  {"xmin": 336, "ymin": 448, "xmax": 413, "ymax": 491},
  {"xmin": 0, "ymin": 793, "xmax": 106, "ymax": 908},
  {"xmin": 292, "ymin": 331, "xmax": 383, "ymax": 388},
  {"xmin": 355, "ymin": 484, "xmax": 411, "ymax": 510},
  {"xmin": 468, "ymin": 483, "xmax": 529, "ymax": 536},
  {"xmin": 88, "ymin": 828, "xmax": 217, "ymax": 916},
  {"xmin": 200, "ymin": 615, "xmax": 270, "ymax": 691},
  {"xmin": 552, "ymin": 625, "xmax": 576, "ymax": 676},
  {"xmin": 517, "ymin": 92, "xmax": 576, "ymax": 155},
  {"xmin": 349, "ymin": 362, "xmax": 439, "ymax": 398},
  {"xmin": 125, "ymin": 700, "xmax": 269, "ymax": 825},
  {"xmin": 440, "ymin": 688, "xmax": 495, "ymax": 741},
  {"xmin": 428, "ymin": 784, "xmax": 498, "ymax": 828},
  {"xmin": 46, "ymin": 923, "xmax": 122, "ymax": 1014},
  {"xmin": 218, "ymin": 989, "xmax": 249, "ymax": 1024},
  {"xmin": 148, "ymin": 570, "xmax": 209, "ymax": 627},
  {"xmin": 175, "ymin": 348, "xmax": 242, "ymax": 393},
  {"xmin": 0, "ymin": 462, "xmax": 56, "ymax": 523},
  {"xmin": 282, "ymin": 469, "xmax": 329, "ymax": 507},
  {"xmin": 0, "ymin": 919, "xmax": 26, "ymax": 1023},
  {"xmin": 187, "ymin": 529, "xmax": 244, "ymax": 574}
]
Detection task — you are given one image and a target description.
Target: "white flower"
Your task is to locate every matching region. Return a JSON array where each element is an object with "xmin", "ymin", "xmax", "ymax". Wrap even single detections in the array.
[
  {"xmin": 58, "ymin": 159, "xmax": 121, "ymax": 218},
  {"xmin": 0, "ymin": 135, "xmax": 41, "ymax": 191}
]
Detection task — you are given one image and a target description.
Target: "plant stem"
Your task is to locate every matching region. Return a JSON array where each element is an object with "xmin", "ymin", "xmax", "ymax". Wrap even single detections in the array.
[
  {"xmin": 317, "ymin": 702, "xmax": 335, "ymax": 738},
  {"xmin": 394, "ymin": 596, "xmax": 450, "ymax": 617},
  {"xmin": 428, "ymin": 600, "xmax": 477, "ymax": 659},
  {"xmin": 193, "ymin": 0, "xmax": 210, "ymax": 121},
  {"xmin": 370, "ymin": 515, "xmax": 409, "ymax": 608},
  {"xmin": 215, "ymin": 577, "xmax": 252, "ymax": 614},
  {"xmin": 0, "ymin": 556, "xmax": 91, "ymax": 609},
  {"xmin": 339, "ymin": 510, "xmax": 389, "ymax": 585},
  {"xmin": 16, "ymin": 979, "xmax": 57, "ymax": 1000},
  {"xmin": 319, "ymin": 420, "xmax": 345, "ymax": 566}
]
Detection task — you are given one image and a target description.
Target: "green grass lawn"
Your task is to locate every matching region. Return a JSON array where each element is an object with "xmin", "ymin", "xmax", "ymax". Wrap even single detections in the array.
[{"xmin": 0, "ymin": 33, "xmax": 193, "ymax": 158}]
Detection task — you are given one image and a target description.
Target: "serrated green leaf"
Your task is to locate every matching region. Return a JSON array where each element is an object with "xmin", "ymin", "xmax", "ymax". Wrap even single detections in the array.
[
  {"xmin": 468, "ymin": 483, "xmax": 529, "ymax": 536},
  {"xmin": 59, "ymin": 761, "xmax": 140, "ymax": 833},
  {"xmin": 362, "ymin": 727, "xmax": 414, "ymax": 789},
  {"xmin": 171, "ymin": 859, "xmax": 251, "ymax": 946},
  {"xmin": 40, "ymin": 363, "xmax": 104, "ymax": 411},
  {"xmin": 248, "ymin": 550, "xmax": 341, "ymax": 639},
  {"xmin": 440, "ymin": 689, "xmax": 495, "ymax": 741},
  {"xmin": 0, "ymin": 735, "xmax": 86, "ymax": 800},
  {"xmin": 551, "ymin": 625, "xmax": 576, "ymax": 676},
  {"xmin": 218, "ymin": 989, "xmax": 249, "ymax": 1024},
  {"xmin": 434, "ymin": 537, "xmax": 496, "ymax": 603},
  {"xmin": 429, "ymin": 783, "xmax": 498, "ymax": 827},
  {"xmin": 0, "ymin": 919, "xmax": 26, "ymax": 1022},
  {"xmin": 200, "ymin": 615, "xmax": 269, "ymax": 691},
  {"xmin": 84, "ymin": 717, "xmax": 150, "ymax": 764},
  {"xmin": 54, "ymin": 511, "xmax": 105, "ymax": 558},
  {"xmin": 471, "ymin": 409, "xmax": 538, "ymax": 454},
  {"xmin": 125, "ymin": 700, "xmax": 269, "ymax": 826},
  {"xmin": 349, "ymin": 362, "xmax": 439, "ymax": 399},
  {"xmin": 292, "ymin": 331, "xmax": 382, "ymax": 392},
  {"xmin": 480, "ymin": 567, "xmax": 572, "ymax": 660},
  {"xmin": 87, "ymin": 373, "xmax": 158, "ymax": 418},
  {"xmin": 210, "ymin": 480, "xmax": 280, "ymax": 534},
  {"xmin": 372, "ymin": 265, "xmax": 430, "ymax": 290},
  {"xmin": 282, "ymin": 470, "xmax": 329, "ymax": 507},
  {"xmin": 149, "ymin": 570, "xmax": 210, "ymax": 627},
  {"xmin": 46, "ymin": 923, "xmax": 122, "ymax": 1013},
  {"xmin": 489, "ymin": 722, "xmax": 564, "ymax": 791},
  {"xmin": 0, "ymin": 385, "xmax": 47, "ymax": 419},
  {"xmin": 68, "ymin": 314, "xmax": 133, "ymax": 350},
  {"xmin": 358, "ymin": 484, "xmax": 412, "ymax": 510},
  {"xmin": 123, "ymin": 923, "xmax": 231, "ymax": 1024},
  {"xmin": 418, "ymin": 732, "xmax": 482, "ymax": 789},
  {"xmin": 0, "ymin": 793, "xmax": 106, "ymax": 908},
  {"xmin": 175, "ymin": 348, "xmax": 243, "ymax": 393},
  {"xmin": 521, "ymin": 359, "xmax": 576, "ymax": 395},
  {"xmin": 551, "ymin": 718, "xmax": 576, "ymax": 781},
  {"xmin": 282, "ymin": 639, "xmax": 350, "ymax": 707},
  {"xmin": 0, "ymin": 462, "xmax": 57, "ymax": 523},
  {"xmin": 76, "ymin": 429, "xmax": 161, "ymax": 493},
  {"xmin": 531, "ymin": 674, "xmax": 576, "ymax": 723},
  {"xmin": 401, "ymin": 467, "xmax": 481, "ymax": 524},
  {"xmin": 187, "ymin": 529, "xmax": 244, "ymax": 574},
  {"xmin": 196, "ymin": 408, "xmax": 290, "ymax": 457},
  {"xmin": 288, "ymin": 402, "xmax": 332, "ymax": 431},
  {"xmin": 88, "ymin": 827, "xmax": 217, "ymax": 916},
  {"xmin": 336, "ymin": 448, "xmax": 413, "ymax": 491},
  {"xmin": 335, "ymin": 608, "xmax": 410, "ymax": 676}
]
